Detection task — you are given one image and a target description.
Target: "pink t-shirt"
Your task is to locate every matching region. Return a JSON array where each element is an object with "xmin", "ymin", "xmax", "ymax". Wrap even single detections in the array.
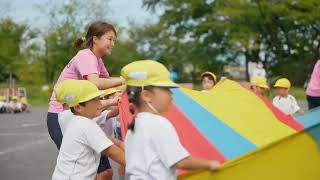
[
  {"xmin": 48, "ymin": 49, "xmax": 109, "ymax": 113},
  {"xmin": 306, "ymin": 60, "xmax": 320, "ymax": 97}
]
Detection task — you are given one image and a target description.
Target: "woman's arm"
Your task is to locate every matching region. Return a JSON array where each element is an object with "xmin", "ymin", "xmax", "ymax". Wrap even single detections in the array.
[
  {"xmin": 100, "ymin": 97, "xmax": 120, "ymax": 111},
  {"xmin": 176, "ymin": 156, "xmax": 220, "ymax": 171},
  {"xmin": 87, "ymin": 74, "xmax": 124, "ymax": 90}
]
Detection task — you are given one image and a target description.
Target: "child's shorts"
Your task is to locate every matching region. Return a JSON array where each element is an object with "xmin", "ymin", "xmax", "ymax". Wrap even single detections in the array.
[{"xmin": 97, "ymin": 154, "xmax": 112, "ymax": 173}]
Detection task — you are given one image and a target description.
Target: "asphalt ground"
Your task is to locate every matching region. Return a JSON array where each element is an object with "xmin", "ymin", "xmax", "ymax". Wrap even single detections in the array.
[{"xmin": 0, "ymin": 107, "xmax": 123, "ymax": 180}]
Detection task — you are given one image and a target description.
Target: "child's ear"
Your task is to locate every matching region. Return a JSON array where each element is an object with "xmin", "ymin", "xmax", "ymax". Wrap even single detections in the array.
[
  {"xmin": 140, "ymin": 90, "xmax": 152, "ymax": 102},
  {"xmin": 74, "ymin": 104, "xmax": 82, "ymax": 113}
]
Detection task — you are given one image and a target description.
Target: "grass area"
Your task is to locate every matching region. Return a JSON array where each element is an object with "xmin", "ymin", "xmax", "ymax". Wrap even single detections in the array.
[{"xmin": 26, "ymin": 84, "xmax": 52, "ymax": 107}]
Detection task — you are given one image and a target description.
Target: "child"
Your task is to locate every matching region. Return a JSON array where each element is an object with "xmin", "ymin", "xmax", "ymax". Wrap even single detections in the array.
[
  {"xmin": 0, "ymin": 96, "xmax": 6, "ymax": 113},
  {"xmin": 7, "ymin": 96, "xmax": 22, "ymax": 113},
  {"xmin": 122, "ymin": 60, "xmax": 220, "ymax": 180},
  {"xmin": 95, "ymin": 88, "xmax": 124, "ymax": 179},
  {"xmin": 56, "ymin": 86, "xmax": 121, "ymax": 180},
  {"xmin": 100, "ymin": 88, "xmax": 123, "ymax": 140},
  {"xmin": 252, "ymin": 61, "xmax": 266, "ymax": 79},
  {"xmin": 201, "ymin": 71, "xmax": 217, "ymax": 92},
  {"xmin": 272, "ymin": 78, "xmax": 304, "ymax": 115},
  {"xmin": 250, "ymin": 75, "xmax": 269, "ymax": 95},
  {"xmin": 52, "ymin": 80, "xmax": 125, "ymax": 180},
  {"xmin": 20, "ymin": 97, "xmax": 30, "ymax": 112}
]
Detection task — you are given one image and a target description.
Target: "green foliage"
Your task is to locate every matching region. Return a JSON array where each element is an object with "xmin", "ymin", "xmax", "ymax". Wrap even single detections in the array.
[
  {"xmin": 141, "ymin": 0, "xmax": 320, "ymax": 85},
  {"xmin": 0, "ymin": 18, "xmax": 27, "ymax": 81}
]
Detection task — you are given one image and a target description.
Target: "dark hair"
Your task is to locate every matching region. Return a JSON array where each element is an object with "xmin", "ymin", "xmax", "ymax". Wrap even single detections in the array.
[
  {"xmin": 74, "ymin": 21, "xmax": 117, "ymax": 49},
  {"xmin": 70, "ymin": 102, "xmax": 86, "ymax": 114},
  {"xmin": 127, "ymin": 86, "xmax": 153, "ymax": 132},
  {"xmin": 201, "ymin": 75, "xmax": 216, "ymax": 84}
]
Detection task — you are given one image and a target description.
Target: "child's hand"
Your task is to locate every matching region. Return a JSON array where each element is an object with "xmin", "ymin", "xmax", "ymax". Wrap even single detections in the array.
[
  {"xmin": 110, "ymin": 96, "xmax": 120, "ymax": 106},
  {"xmin": 118, "ymin": 165, "xmax": 125, "ymax": 176},
  {"xmin": 298, "ymin": 109, "xmax": 305, "ymax": 115},
  {"xmin": 220, "ymin": 76, "xmax": 227, "ymax": 81},
  {"xmin": 208, "ymin": 160, "xmax": 220, "ymax": 171}
]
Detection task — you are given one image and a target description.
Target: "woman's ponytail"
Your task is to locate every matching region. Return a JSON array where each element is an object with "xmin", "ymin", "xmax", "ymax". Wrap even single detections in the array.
[{"xmin": 74, "ymin": 37, "xmax": 86, "ymax": 49}]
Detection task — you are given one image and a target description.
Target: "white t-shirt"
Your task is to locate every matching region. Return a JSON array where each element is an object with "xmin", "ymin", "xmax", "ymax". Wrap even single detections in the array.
[
  {"xmin": 273, "ymin": 95, "xmax": 300, "ymax": 115},
  {"xmin": 0, "ymin": 101, "xmax": 6, "ymax": 108},
  {"xmin": 252, "ymin": 68, "xmax": 266, "ymax": 79},
  {"xmin": 8, "ymin": 101, "xmax": 22, "ymax": 109},
  {"xmin": 125, "ymin": 112, "xmax": 189, "ymax": 180},
  {"xmin": 94, "ymin": 110, "xmax": 113, "ymax": 136},
  {"xmin": 52, "ymin": 115, "xmax": 113, "ymax": 180},
  {"xmin": 58, "ymin": 109, "xmax": 111, "ymax": 135}
]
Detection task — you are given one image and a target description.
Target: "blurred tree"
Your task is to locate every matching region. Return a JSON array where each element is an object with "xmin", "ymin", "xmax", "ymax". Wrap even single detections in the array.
[
  {"xmin": 32, "ymin": 0, "xmax": 143, "ymax": 83},
  {"xmin": 142, "ymin": 0, "xmax": 320, "ymax": 85},
  {"xmin": 0, "ymin": 18, "xmax": 28, "ymax": 82}
]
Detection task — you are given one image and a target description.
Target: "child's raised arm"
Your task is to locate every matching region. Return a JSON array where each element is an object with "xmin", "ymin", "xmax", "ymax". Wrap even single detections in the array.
[
  {"xmin": 176, "ymin": 156, "xmax": 220, "ymax": 171},
  {"xmin": 108, "ymin": 136, "xmax": 124, "ymax": 151},
  {"xmin": 103, "ymin": 145, "xmax": 125, "ymax": 166}
]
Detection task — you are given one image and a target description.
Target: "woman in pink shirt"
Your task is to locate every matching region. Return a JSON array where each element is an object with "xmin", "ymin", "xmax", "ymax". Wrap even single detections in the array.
[
  {"xmin": 47, "ymin": 21, "xmax": 124, "ymax": 180},
  {"xmin": 306, "ymin": 60, "xmax": 320, "ymax": 109}
]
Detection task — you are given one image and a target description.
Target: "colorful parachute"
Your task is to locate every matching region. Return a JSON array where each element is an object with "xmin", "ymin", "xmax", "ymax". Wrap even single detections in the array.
[{"xmin": 119, "ymin": 79, "xmax": 320, "ymax": 180}]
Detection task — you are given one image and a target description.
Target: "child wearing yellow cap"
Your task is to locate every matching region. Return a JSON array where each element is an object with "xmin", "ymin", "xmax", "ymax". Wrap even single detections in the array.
[
  {"xmin": 20, "ymin": 97, "xmax": 30, "ymax": 112},
  {"xmin": 272, "ymin": 78, "xmax": 304, "ymax": 115},
  {"xmin": 0, "ymin": 96, "xmax": 7, "ymax": 113},
  {"xmin": 121, "ymin": 60, "xmax": 220, "ymax": 180},
  {"xmin": 52, "ymin": 80, "xmax": 125, "ymax": 180},
  {"xmin": 98, "ymin": 88, "xmax": 122, "ymax": 138},
  {"xmin": 201, "ymin": 72, "xmax": 217, "ymax": 92},
  {"xmin": 54, "ymin": 85, "xmax": 121, "ymax": 180},
  {"xmin": 250, "ymin": 76, "xmax": 269, "ymax": 95},
  {"xmin": 7, "ymin": 96, "xmax": 22, "ymax": 114},
  {"xmin": 104, "ymin": 89, "xmax": 123, "ymax": 140},
  {"xmin": 95, "ymin": 88, "xmax": 125, "ymax": 178}
]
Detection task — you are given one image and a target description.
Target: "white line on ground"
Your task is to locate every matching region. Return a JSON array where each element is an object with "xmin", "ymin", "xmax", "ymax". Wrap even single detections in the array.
[
  {"xmin": 21, "ymin": 123, "xmax": 44, "ymax": 127},
  {"xmin": 0, "ymin": 132, "xmax": 48, "ymax": 136},
  {"xmin": 0, "ymin": 138, "xmax": 50, "ymax": 156}
]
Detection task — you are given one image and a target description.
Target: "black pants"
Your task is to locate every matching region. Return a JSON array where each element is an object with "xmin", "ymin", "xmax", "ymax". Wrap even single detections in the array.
[
  {"xmin": 47, "ymin": 112, "xmax": 63, "ymax": 149},
  {"xmin": 307, "ymin": 95, "xmax": 320, "ymax": 110},
  {"xmin": 46, "ymin": 112, "xmax": 111, "ymax": 172}
]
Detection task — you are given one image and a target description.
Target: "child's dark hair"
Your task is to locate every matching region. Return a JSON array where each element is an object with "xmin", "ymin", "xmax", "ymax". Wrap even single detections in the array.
[
  {"xmin": 70, "ymin": 102, "xmax": 86, "ymax": 114},
  {"xmin": 74, "ymin": 21, "xmax": 117, "ymax": 49},
  {"xmin": 201, "ymin": 74, "xmax": 216, "ymax": 84},
  {"xmin": 127, "ymin": 86, "xmax": 153, "ymax": 132}
]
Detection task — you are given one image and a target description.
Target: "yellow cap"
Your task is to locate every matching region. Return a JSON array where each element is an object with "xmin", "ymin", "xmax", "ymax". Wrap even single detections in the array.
[
  {"xmin": 274, "ymin": 78, "xmax": 291, "ymax": 89},
  {"xmin": 250, "ymin": 76, "xmax": 269, "ymax": 89},
  {"xmin": 12, "ymin": 96, "xmax": 19, "ymax": 100},
  {"xmin": 121, "ymin": 60, "xmax": 178, "ymax": 88},
  {"xmin": 103, "ymin": 88, "xmax": 120, "ymax": 96},
  {"xmin": 0, "ymin": 96, "xmax": 5, "ymax": 101},
  {"xmin": 20, "ymin": 97, "xmax": 28, "ymax": 104},
  {"xmin": 201, "ymin": 72, "xmax": 217, "ymax": 82},
  {"xmin": 55, "ymin": 80, "xmax": 107, "ymax": 107}
]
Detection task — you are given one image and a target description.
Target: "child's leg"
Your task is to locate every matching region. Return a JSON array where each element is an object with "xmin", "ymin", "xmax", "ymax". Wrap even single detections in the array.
[
  {"xmin": 96, "ymin": 169, "xmax": 113, "ymax": 180},
  {"xmin": 97, "ymin": 154, "xmax": 113, "ymax": 180}
]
